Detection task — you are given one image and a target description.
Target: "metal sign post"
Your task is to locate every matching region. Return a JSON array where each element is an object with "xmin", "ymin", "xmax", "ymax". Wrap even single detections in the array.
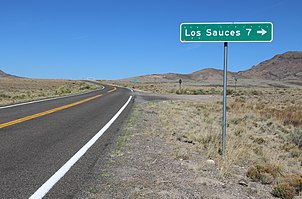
[
  {"xmin": 222, "ymin": 42, "xmax": 228, "ymax": 156},
  {"xmin": 234, "ymin": 77, "xmax": 238, "ymax": 92},
  {"xmin": 179, "ymin": 79, "xmax": 182, "ymax": 91},
  {"xmin": 180, "ymin": 22, "xmax": 273, "ymax": 156}
]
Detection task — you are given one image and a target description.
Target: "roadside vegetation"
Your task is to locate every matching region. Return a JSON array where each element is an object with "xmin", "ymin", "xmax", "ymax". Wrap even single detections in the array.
[
  {"xmin": 0, "ymin": 78, "xmax": 101, "ymax": 106},
  {"xmin": 94, "ymin": 83, "xmax": 302, "ymax": 198},
  {"xmin": 161, "ymin": 87, "xmax": 302, "ymax": 198}
]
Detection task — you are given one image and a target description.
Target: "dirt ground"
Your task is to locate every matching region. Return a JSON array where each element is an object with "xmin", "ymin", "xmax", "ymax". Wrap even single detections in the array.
[{"xmin": 77, "ymin": 89, "xmax": 302, "ymax": 199}]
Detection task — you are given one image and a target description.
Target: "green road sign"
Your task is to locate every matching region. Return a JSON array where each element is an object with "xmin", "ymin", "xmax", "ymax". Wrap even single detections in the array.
[
  {"xmin": 131, "ymin": 78, "xmax": 139, "ymax": 83},
  {"xmin": 180, "ymin": 22, "xmax": 273, "ymax": 42}
]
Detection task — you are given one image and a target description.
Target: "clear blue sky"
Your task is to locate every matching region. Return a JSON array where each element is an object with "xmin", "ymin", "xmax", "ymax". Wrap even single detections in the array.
[{"xmin": 0, "ymin": 0, "xmax": 301, "ymax": 80}]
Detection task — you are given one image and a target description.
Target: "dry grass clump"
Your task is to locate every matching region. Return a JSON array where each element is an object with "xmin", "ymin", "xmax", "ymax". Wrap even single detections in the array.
[
  {"xmin": 272, "ymin": 174, "xmax": 302, "ymax": 199},
  {"xmin": 262, "ymin": 106, "xmax": 302, "ymax": 127},
  {"xmin": 238, "ymin": 88, "xmax": 302, "ymax": 128},
  {"xmin": 246, "ymin": 163, "xmax": 282, "ymax": 184},
  {"xmin": 288, "ymin": 128, "xmax": 302, "ymax": 149},
  {"xmin": 272, "ymin": 182, "xmax": 296, "ymax": 199},
  {"xmin": 0, "ymin": 78, "xmax": 101, "ymax": 106},
  {"xmin": 174, "ymin": 147, "xmax": 190, "ymax": 160}
]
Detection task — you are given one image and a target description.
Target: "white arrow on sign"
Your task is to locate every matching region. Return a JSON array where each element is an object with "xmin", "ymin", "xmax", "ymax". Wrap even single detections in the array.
[{"xmin": 257, "ymin": 28, "xmax": 267, "ymax": 36}]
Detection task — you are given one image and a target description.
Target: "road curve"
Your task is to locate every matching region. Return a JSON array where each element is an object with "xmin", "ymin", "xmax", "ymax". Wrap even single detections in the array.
[{"xmin": 0, "ymin": 84, "xmax": 133, "ymax": 198}]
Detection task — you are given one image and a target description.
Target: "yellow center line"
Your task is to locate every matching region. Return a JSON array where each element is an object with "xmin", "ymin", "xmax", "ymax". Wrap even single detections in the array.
[
  {"xmin": 107, "ymin": 87, "xmax": 117, "ymax": 93},
  {"xmin": 0, "ymin": 94, "xmax": 102, "ymax": 129}
]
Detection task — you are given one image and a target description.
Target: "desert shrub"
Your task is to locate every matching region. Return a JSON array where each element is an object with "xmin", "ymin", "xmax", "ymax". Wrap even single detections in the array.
[
  {"xmin": 246, "ymin": 163, "xmax": 282, "ymax": 184},
  {"xmin": 253, "ymin": 137, "xmax": 266, "ymax": 145},
  {"xmin": 169, "ymin": 89, "xmax": 177, "ymax": 94},
  {"xmin": 283, "ymin": 112, "xmax": 302, "ymax": 127},
  {"xmin": 226, "ymin": 89, "xmax": 235, "ymax": 95},
  {"xmin": 251, "ymin": 90, "xmax": 263, "ymax": 95},
  {"xmin": 288, "ymin": 128, "xmax": 302, "ymax": 148},
  {"xmin": 282, "ymin": 143, "xmax": 302, "ymax": 158},
  {"xmin": 198, "ymin": 90, "xmax": 206, "ymax": 95},
  {"xmin": 0, "ymin": 93, "xmax": 11, "ymax": 98},
  {"xmin": 272, "ymin": 174, "xmax": 302, "ymax": 199},
  {"xmin": 80, "ymin": 85, "xmax": 91, "ymax": 90},
  {"xmin": 272, "ymin": 108, "xmax": 302, "ymax": 127},
  {"xmin": 234, "ymin": 126, "xmax": 245, "ymax": 136},
  {"xmin": 285, "ymin": 174, "xmax": 302, "ymax": 193},
  {"xmin": 56, "ymin": 86, "xmax": 72, "ymax": 95},
  {"xmin": 253, "ymin": 146, "xmax": 263, "ymax": 156},
  {"xmin": 174, "ymin": 147, "xmax": 190, "ymax": 160},
  {"xmin": 176, "ymin": 89, "xmax": 185, "ymax": 94},
  {"xmin": 230, "ymin": 117, "xmax": 244, "ymax": 125},
  {"xmin": 235, "ymin": 96, "xmax": 246, "ymax": 103},
  {"xmin": 38, "ymin": 92, "xmax": 46, "ymax": 97},
  {"xmin": 255, "ymin": 103, "xmax": 265, "ymax": 110},
  {"xmin": 272, "ymin": 182, "xmax": 295, "ymax": 199},
  {"xmin": 290, "ymin": 148, "xmax": 301, "ymax": 158},
  {"xmin": 12, "ymin": 94, "xmax": 27, "ymax": 100}
]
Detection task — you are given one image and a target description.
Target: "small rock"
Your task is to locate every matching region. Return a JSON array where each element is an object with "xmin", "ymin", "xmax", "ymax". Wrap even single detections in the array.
[
  {"xmin": 238, "ymin": 178, "xmax": 248, "ymax": 187},
  {"xmin": 206, "ymin": 159, "xmax": 215, "ymax": 166}
]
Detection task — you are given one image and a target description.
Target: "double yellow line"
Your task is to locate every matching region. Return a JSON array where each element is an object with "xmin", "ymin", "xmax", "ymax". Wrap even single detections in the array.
[
  {"xmin": 0, "ymin": 94, "xmax": 102, "ymax": 129},
  {"xmin": 107, "ymin": 87, "xmax": 117, "ymax": 93},
  {"xmin": 0, "ymin": 86, "xmax": 118, "ymax": 130}
]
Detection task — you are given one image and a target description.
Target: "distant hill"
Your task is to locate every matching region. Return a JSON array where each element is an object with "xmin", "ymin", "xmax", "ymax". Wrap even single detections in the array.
[
  {"xmin": 119, "ymin": 68, "xmax": 236, "ymax": 83},
  {"xmin": 188, "ymin": 68, "xmax": 234, "ymax": 81},
  {"xmin": 119, "ymin": 51, "xmax": 302, "ymax": 83},
  {"xmin": 0, "ymin": 70, "xmax": 18, "ymax": 78},
  {"xmin": 120, "ymin": 68, "xmax": 233, "ymax": 83},
  {"xmin": 240, "ymin": 51, "xmax": 302, "ymax": 80}
]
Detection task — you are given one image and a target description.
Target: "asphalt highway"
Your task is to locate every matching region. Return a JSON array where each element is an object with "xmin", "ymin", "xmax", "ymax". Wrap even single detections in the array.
[{"xmin": 0, "ymin": 84, "xmax": 133, "ymax": 198}]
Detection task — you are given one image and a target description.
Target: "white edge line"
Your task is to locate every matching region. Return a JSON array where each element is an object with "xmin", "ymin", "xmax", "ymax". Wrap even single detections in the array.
[
  {"xmin": 29, "ymin": 95, "xmax": 133, "ymax": 199},
  {"xmin": 0, "ymin": 85, "xmax": 105, "ymax": 110}
]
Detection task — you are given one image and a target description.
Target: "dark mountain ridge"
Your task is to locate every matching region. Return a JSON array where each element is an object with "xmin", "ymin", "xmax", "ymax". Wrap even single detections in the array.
[{"xmin": 0, "ymin": 70, "xmax": 19, "ymax": 78}]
